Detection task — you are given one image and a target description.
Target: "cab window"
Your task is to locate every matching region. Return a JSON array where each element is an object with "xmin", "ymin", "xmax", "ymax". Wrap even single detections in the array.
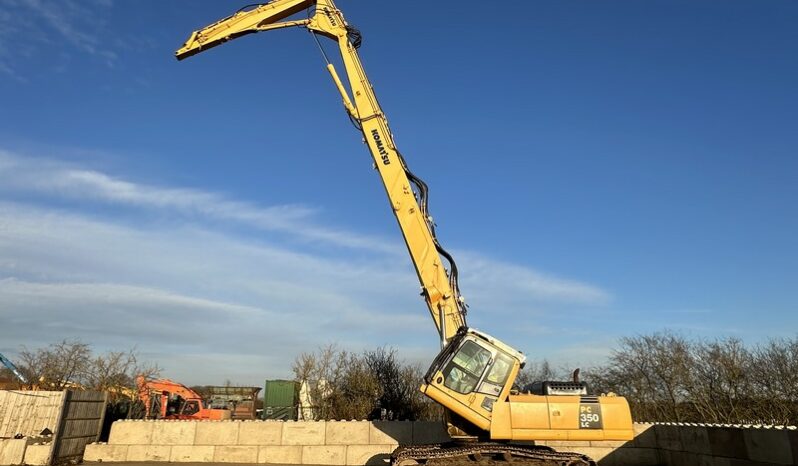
[
  {"xmin": 485, "ymin": 353, "xmax": 513, "ymax": 385},
  {"xmin": 442, "ymin": 341, "xmax": 491, "ymax": 394},
  {"xmin": 182, "ymin": 400, "xmax": 200, "ymax": 416}
]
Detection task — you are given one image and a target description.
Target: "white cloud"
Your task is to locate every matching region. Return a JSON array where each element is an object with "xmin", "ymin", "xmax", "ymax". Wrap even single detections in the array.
[
  {"xmin": 37, "ymin": 0, "xmax": 113, "ymax": 53},
  {"xmin": 0, "ymin": 148, "xmax": 614, "ymax": 384},
  {"xmin": 456, "ymin": 251, "xmax": 611, "ymax": 313},
  {"xmin": 0, "ymin": 201, "xmax": 432, "ymax": 383},
  {"xmin": 0, "ymin": 0, "xmax": 116, "ymax": 76},
  {"xmin": 0, "ymin": 150, "xmax": 397, "ymax": 253}
]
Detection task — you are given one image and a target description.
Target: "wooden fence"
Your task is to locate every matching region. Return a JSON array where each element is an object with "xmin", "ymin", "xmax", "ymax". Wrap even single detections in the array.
[{"xmin": 50, "ymin": 390, "xmax": 107, "ymax": 465}]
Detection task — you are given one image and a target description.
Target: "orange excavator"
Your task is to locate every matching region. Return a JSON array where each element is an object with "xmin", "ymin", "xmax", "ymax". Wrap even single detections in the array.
[{"xmin": 135, "ymin": 375, "xmax": 231, "ymax": 420}]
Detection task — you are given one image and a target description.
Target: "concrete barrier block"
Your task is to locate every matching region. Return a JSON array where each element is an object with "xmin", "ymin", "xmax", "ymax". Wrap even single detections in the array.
[
  {"xmin": 214, "ymin": 446, "xmax": 259, "ymax": 463},
  {"xmin": 597, "ymin": 447, "xmax": 660, "ymax": 466},
  {"xmin": 83, "ymin": 443, "xmax": 129, "ymax": 462},
  {"xmin": 109, "ymin": 420, "xmax": 154, "ymax": 445},
  {"xmin": 0, "ymin": 439, "xmax": 26, "ymax": 465},
  {"xmin": 707, "ymin": 427, "xmax": 747, "ymax": 459},
  {"xmin": 412, "ymin": 421, "xmax": 450, "ymax": 444},
  {"xmin": 170, "ymin": 445, "xmax": 215, "ymax": 462},
  {"xmin": 327, "ymin": 421, "xmax": 370, "ymax": 445},
  {"xmin": 660, "ymin": 450, "xmax": 693, "ymax": 466},
  {"xmin": 654, "ymin": 424, "xmax": 682, "ymax": 451},
  {"xmin": 632, "ymin": 423, "xmax": 658, "ymax": 448},
  {"xmin": 195, "ymin": 421, "xmax": 240, "ymax": 445},
  {"xmin": 302, "ymin": 445, "xmax": 346, "ymax": 465},
  {"xmin": 706, "ymin": 454, "xmax": 730, "ymax": 466},
  {"xmin": 545, "ymin": 440, "xmax": 592, "ymax": 447},
  {"xmin": 151, "ymin": 421, "xmax": 197, "ymax": 445},
  {"xmin": 126, "ymin": 445, "xmax": 171, "ymax": 462},
  {"xmin": 589, "ymin": 440, "xmax": 628, "ymax": 448},
  {"xmin": 628, "ymin": 447, "xmax": 662, "ymax": 466},
  {"xmin": 239, "ymin": 421, "xmax": 283, "ymax": 445},
  {"xmin": 743, "ymin": 428, "xmax": 792, "ymax": 465},
  {"xmin": 659, "ymin": 450, "xmax": 678, "ymax": 466},
  {"xmin": 788, "ymin": 429, "xmax": 798, "ymax": 465},
  {"xmin": 679, "ymin": 426, "xmax": 711, "ymax": 455},
  {"xmin": 633, "ymin": 423, "xmax": 654, "ymax": 434},
  {"xmin": 370, "ymin": 421, "xmax": 410, "ymax": 445},
  {"xmin": 696, "ymin": 452, "xmax": 714, "ymax": 466},
  {"xmin": 346, "ymin": 445, "xmax": 395, "ymax": 466},
  {"xmin": 282, "ymin": 422, "xmax": 326, "ymax": 446},
  {"xmin": 22, "ymin": 444, "xmax": 52, "ymax": 465},
  {"xmin": 258, "ymin": 445, "xmax": 302, "ymax": 464},
  {"xmin": 668, "ymin": 450, "xmax": 717, "ymax": 466},
  {"xmin": 575, "ymin": 446, "xmax": 614, "ymax": 462},
  {"xmin": 725, "ymin": 460, "xmax": 760, "ymax": 466}
]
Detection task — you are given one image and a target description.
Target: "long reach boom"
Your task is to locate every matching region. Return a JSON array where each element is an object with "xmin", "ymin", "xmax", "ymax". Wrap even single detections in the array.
[
  {"xmin": 0, "ymin": 352, "xmax": 27, "ymax": 384},
  {"xmin": 177, "ymin": 0, "xmax": 466, "ymax": 345}
]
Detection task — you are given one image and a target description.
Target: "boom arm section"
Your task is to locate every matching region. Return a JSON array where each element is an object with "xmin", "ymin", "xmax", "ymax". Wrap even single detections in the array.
[
  {"xmin": 0, "ymin": 352, "xmax": 27, "ymax": 384},
  {"xmin": 177, "ymin": 0, "xmax": 466, "ymax": 343},
  {"xmin": 176, "ymin": 1, "xmax": 313, "ymax": 60}
]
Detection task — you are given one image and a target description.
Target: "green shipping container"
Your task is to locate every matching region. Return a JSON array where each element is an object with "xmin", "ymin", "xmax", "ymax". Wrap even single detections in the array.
[
  {"xmin": 262, "ymin": 406, "xmax": 296, "ymax": 421},
  {"xmin": 264, "ymin": 379, "xmax": 298, "ymax": 408}
]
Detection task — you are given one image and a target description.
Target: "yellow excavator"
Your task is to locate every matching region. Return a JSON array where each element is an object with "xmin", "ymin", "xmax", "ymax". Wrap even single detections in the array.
[{"xmin": 176, "ymin": 2, "xmax": 633, "ymax": 464}]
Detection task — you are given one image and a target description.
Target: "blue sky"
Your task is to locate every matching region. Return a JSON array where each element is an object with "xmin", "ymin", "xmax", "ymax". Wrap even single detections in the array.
[{"xmin": 0, "ymin": 0, "xmax": 796, "ymax": 385}]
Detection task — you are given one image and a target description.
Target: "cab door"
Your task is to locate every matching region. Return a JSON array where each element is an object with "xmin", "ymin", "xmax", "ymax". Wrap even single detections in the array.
[{"xmin": 422, "ymin": 338, "xmax": 516, "ymax": 430}]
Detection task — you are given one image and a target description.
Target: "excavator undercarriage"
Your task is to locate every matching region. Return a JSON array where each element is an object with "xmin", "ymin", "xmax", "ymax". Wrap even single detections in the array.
[{"xmin": 393, "ymin": 442, "xmax": 595, "ymax": 466}]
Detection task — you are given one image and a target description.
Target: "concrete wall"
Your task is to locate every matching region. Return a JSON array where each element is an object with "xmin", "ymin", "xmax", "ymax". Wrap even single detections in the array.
[
  {"xmin": 0, "ymin": 391, "xmax": 64, "ymax": 466},
  {"xmin": 538, "ymin": 423, "xmax": 798, "ymax": 466},
  {"xmin": 0, "ymin": 438, "xmax": 53, "ymax": 466},
  {"xmin": 84, "ymin": 420, "xmax": 798, "ymax": 466},
  {"xmin": 0, "ymin": 391, "xmax": 64, "ymax": 438},
  {"xmin": 85, "ymin": 420, "xmax": 448, "ymax": 465},
  {"xmin": 0, "ymin": 440, "xmax": 26, "ymax": 466}
]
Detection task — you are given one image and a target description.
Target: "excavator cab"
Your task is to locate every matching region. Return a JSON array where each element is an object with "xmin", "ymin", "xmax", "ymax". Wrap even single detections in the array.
[{"xmin": 421, "ymin": 328, "xmax": 525, "ymax": 435}]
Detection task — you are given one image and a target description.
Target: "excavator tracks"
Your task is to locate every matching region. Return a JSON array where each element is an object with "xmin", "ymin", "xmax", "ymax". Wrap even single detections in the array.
[{"xmin": 392, "ymin": 442, "xmax": 596, "ymax": 466}]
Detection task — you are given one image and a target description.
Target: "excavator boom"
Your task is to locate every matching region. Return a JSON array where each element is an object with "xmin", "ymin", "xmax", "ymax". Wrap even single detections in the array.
[
  {"xmin": 176, "ymin": 0, "xmax": 313, "ymax": 60},
  {"xmin": 177, "ymin": 0, "xmax": 465, "ymax": 345},
  {"xmin": 0, "ymin": 352, "xmax": 27, "ymax": 384}
]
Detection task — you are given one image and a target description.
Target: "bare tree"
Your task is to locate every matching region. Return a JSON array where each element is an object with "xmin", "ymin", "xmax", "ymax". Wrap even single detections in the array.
[
  {"xmin": 290, "ymin": 334, "xmax": 798, "ymax": 425},
  {"xmin": 292, "ymin": 344, "xmax": 368, "ymax": 420},
  {"xmin": 401, "ymin": 363, "xmax": 444, "ymax": 421},
  {"xmin": 292, "ymin": 345, "xmax": 441, "ymax": 421},
  {"xmin": 364, "ymin": 347, "xmax": 408, "ymax": 419},
  {"xmin": 687, "ymin": 338, "xmax": 751, "ymax": 423},
  {"xmin": 334, "ymin": 351, "xmax": 381, "ymax": 420},
  {"xmin": 588, "ymin": 332, "xmax": 693, "ymax": 421},
  {"xmin": 18, "ymin": 339, "xmax": 91, "ymax": 390},
  {"xmin": 589, "ymin": 332, "xmax": 798, "ymax": 425},
  {"xmin": 747, "ymin": 338, "xmax": 798, "ymax": 425},
  {"xmin": 16, "ymin": 340, "xmax": 159, "ymax": 398},
  {"xmin": 84, "ymin": 349, "xmax": 161, "ymax": 401},
  {"xmin": 515, "ymin": 359, "xmax": 559, "ymax": 390}
]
